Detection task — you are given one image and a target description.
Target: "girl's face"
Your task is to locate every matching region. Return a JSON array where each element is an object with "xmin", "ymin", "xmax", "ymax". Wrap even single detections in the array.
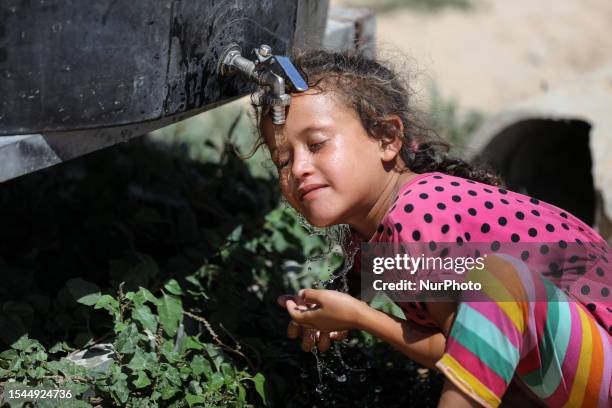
[{"xmin": 262, "ymin": 90, "xmax": 393, "ymax": 228}]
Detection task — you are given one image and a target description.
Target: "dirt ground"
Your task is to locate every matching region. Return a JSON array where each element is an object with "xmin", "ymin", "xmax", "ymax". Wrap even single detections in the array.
[{"xmin": 337, "ymin": 0, "xmax": 612, "ymax": 115}]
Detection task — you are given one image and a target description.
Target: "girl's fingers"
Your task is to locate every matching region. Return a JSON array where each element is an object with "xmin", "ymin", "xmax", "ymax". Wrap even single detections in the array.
[
  {"xmin": 330, "ymin": 330, "xmax": 348, "ymax": 341},
  {"xmin": 286, "ymin": 299, "xmax": 318, "ymax": 325},
  {"xmin": 287, "ymin": 320, "xmax": 301, "ymax": 339},
  {"xmin": 301, "ymin": 329, "xmax": 316, "ymax": 352},
  {"xmin": 317, "ymin": 331, "xmax": 331, "ymax": 352},
  {"xmin": 292, "ymin": 294, "xmax": 308, "ymax": 307},
  {"xmin": 298, "ymin": 288, "xmax": 323, "ymax": 305},
  {"xmin": 277, "ymin": 294, "xmax": 295, "ymax": 308},
  {"xmin": 279, "ymin": 293, "xmax": 310, "ymax": 305}
]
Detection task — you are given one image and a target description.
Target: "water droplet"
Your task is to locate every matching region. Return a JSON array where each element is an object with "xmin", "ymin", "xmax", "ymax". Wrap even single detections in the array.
[
  {"xmin": 374, "ymin": 386, "xmax": 383, "ymax": 393},
  {"xmin": 114, "ymin": 100, "xmax": 121, "ymax": 105},
  {"xmin": 336, "ymin": 374, "xmax": 347, "ymax": 383},
  {"xmin": 315, "ymin": 384, "xmax": 326, "ymax": 394}
]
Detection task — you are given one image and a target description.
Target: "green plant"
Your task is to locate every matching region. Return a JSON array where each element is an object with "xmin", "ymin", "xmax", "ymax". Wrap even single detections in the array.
[
  {"xmin": 1, "ymin": 278, "xmax": 265, "ymax": 407},
  {"xmin": 426, "ymin": 82, "xmax": 485, "ymax": 155},
  {"xmin": 0, "ymin": 114, "xmax": 443, "ymax": 407}
]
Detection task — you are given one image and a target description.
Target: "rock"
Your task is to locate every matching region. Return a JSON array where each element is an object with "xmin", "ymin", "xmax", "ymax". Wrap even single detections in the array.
[{"xmin": 467, "ymin": 64, "xmax": 612, "ymax": 241}]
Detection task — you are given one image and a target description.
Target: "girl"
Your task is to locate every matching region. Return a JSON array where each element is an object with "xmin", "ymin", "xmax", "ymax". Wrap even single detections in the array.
[{"xmin": 251, "ymin": 49, "xmax": 611, "ymax": 407}]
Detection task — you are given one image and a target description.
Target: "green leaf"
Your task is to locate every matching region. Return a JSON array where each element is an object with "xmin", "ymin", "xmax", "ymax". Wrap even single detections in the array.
[
  {"xmin": 220, "ymin": 362, "xmax": 235, "ymax": 379},
  {"xmin": 138, "ymin": 287, "xmax": 160, "ymax": 305},
  {"xmin": 227, "ymin": 224, "xmax": 243, "ymax": 242},
  {"xmin": 27, "ymin": 365, "xmax": 46, "ymax": 379},
  {"xmin": 181, "ymin": 335, "xmax": 204, "ymax": 352},
  {"xmin": 66, "ymin": 278, "xmax": 101, "ymax": 304},
  {"xmin": 48, "ymin": 341, "xmax": 72, "ymax": 354},
  {"xmin": 203, "ymin": 343, "xmax": 224, "ymax": 371},
  {"xmin": 110, "ymin": 380, "xmax": 130, "ymax": 404},
  {"xmin": 93, "ymin": 295, "xmax": 120, "ymax": 315},
  {"xmin": 0, "ymin": 349, "xmax": 18, "ymax": 361},
  {"xmin": 252, "ymin": 373, "xmax": 267, "ymax": 405},
  {"xmin": 127, "ymin": 349, "xmax": 156, "ymax": 372},
  {"xmin": 132, "ymin": 304, "xmax": 157, "ymax": 333},
  {"xmin": 133, "ymin": 370, "xmax": 151, "ymax": 389},
  {"xmin": 77, "ymin": 292, "xmax": 102, "ymax": 306},
  {"xmin": 109, "ymin": 364, "xmax": 130, "ymax": 403},
  {"xmin": 157, "ymin": 364, "xmax": 181, "ymax": 400},
  {"xmin": 163, "ymin": 364, "xmax": 182, "ymax": 386},
  {"xmin": 11, "ymin": 334, "xmax": 41, "ymax": 351},
  {"xmin": 186, "ymin": 393, "xmax": 206, "ymax": 407},
  {"xmin": 114, "ymin": 323, "xmax": 140, "ymax": 354},
  {"xmin": 164, "ymin": 279, "xmax": 183, "ymax": 296},
  {"xmin": 47, "ymin": 358, "xmax": 90, "ymax": 378},
  {"xmin": 161, "ymin": 340, "xmax": 180, "ymax": 364},
  {"xmin": 190, "ymin": 354, "xmax": 212, "ymax": 379},
  {"xmin": 187, "ymin": 380, "xmax": 202, "ymax": 395},
  {"xmin": 130, "ymin": 287, "xmax": 160, "ymax": 307},
  {"xmin": 238, "ymin": 383, "xmax": 247, "ymax": 402},
  {"xmin": 42, "ymin": 399, "xmax": 92, "ymax": 408},
  {"xmin": 208, "ymin": 372, "xmax": 225, "ymax": 392},
  {"xmin": 157, "ymin": 294, "xmax": 182, "ymax": 337},
  {"xmin": 32, "ymin": 349, "xmax": 48, "ymax": 362},
  {"xmin": 179, "ymin": 364, "xmax": 192, "ymax": 380}
]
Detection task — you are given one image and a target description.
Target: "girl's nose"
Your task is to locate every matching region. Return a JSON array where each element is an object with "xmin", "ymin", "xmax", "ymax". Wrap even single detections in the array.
[{"xmin": 291, "ymin": 150, "xmax": 314, "ymax": 180}]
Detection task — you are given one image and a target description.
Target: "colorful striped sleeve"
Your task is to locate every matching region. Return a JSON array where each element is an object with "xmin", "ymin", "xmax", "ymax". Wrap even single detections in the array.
[
  {"xmin": 436, "ymin": 302, "xmax": 524, "ymax": 407},
  {"xmin": 435, "ymin": 254, "xmax": 612, "ymax": 407},
  {"xmin": 435, "ymin": 255, "xmax": 531, "ymax": 407}
]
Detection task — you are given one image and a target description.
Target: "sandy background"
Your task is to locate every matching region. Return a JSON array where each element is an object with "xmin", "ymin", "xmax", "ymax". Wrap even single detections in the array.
[{"xmin": 337, "ymin": 0, "xmax": 612, "ymax": 114}]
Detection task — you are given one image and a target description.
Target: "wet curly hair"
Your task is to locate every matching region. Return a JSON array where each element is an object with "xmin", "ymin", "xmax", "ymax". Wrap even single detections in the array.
[{"xmin": 250, "ymin": 48, "xmax": 502, "ymax": 186}]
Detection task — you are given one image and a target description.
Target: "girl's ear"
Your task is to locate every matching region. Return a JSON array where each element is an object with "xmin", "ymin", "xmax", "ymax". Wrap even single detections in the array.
[{"xmin": 378, "ymin": 115, "xmax": 404, "ymax": 162}]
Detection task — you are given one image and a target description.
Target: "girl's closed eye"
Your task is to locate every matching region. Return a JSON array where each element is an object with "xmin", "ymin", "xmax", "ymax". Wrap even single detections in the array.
[
  {"xmin": 277, "ymin": 157, "xmax": 290, "ymax": 169},
  {"xmin": 308, "ymin": 141, "xmax": 325, "ymax": 152},
  {"xmin": 272, "ymin": 148, "xmax": 291, "ymax": 170},
  {"xmin": 276, "ymin": 141, "xmax": 326, "ymax": 169}
]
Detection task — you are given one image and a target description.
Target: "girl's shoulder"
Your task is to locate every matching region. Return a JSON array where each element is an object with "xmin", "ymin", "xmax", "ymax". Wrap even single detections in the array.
[
  {"xmin": 372, "ymin": 171, "xmax": 604, "ymax": 246},
  {"xmin": 373, "ymin": 171, "xmax": 466, "ymax": 243}
]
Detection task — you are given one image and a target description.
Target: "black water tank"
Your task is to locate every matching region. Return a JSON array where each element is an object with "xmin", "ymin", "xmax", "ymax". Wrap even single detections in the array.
[{"xmin": 0, "ymin": 0, "xmax": 328, "ymax": 135}]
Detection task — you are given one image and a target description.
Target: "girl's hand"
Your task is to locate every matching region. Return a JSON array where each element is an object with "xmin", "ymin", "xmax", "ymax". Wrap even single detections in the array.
[
  {"xmin": 286, "ymin": 321, "xmax": 348, "ymax": 352},
  {"xmin": 277, "ymin": 288, "xmax": 366, "ymax": 332}
]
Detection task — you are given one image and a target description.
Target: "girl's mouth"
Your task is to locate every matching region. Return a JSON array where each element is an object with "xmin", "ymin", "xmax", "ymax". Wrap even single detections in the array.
[{"xmin": 299, "ymin": 184, "xmax": 328, "ymax": 201}]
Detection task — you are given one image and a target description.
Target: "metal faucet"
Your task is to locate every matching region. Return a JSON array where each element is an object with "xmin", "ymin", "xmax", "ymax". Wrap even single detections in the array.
[{"xmin": 218, "ymin": 44, "xmax": 308, "ymax": 124}]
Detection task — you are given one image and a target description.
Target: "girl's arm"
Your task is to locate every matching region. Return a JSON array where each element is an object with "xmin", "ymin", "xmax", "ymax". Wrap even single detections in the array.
[
  {"xmin": 356, "ymin": 302, "xmax": 446, "ymax": 369},
  {"xmin": 438, "ymin": 380, "xmax": 481, "ymax": 408},
  {"xmin": 280, "ymin": 289, "xmax": 446, "ymax": 369},
  {"xmin": 281, "ymin": 290, "xmax": 485, "ymax": 406}
]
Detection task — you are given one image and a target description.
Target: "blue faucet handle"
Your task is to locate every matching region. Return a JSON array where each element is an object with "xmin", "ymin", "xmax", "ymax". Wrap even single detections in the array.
[{"xmin": 273, "ymin": 55, "xmax": 309, "ymax": 92}]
